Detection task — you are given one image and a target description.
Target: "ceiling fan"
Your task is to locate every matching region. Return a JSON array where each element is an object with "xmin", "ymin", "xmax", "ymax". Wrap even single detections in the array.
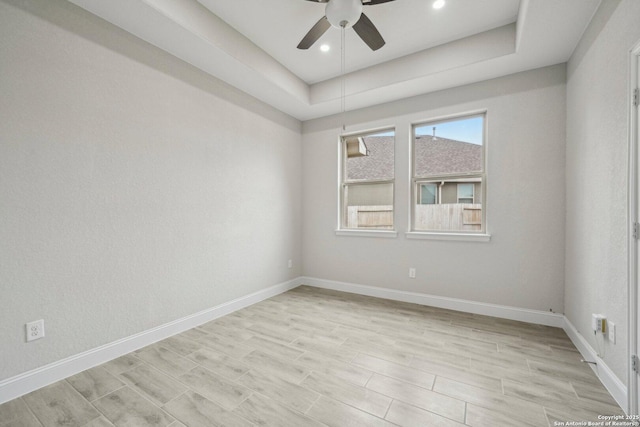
[{"xmin": 297, "ymin": 0, "xmax": 396, "ymax": 51}]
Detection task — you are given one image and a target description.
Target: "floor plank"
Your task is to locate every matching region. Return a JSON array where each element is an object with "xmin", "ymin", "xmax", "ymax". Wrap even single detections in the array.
[
  {"xmin": 66, "ymin": 366, "xmax": 124, "ymax": 402},
  {"xmin": 162, "ymin": 391, "xmax": 251, "ymax": 427},
  {"xmin": 92, "ymin": 387, "xmax": 174, "ymax": 427},
  {"xmin": 22, "ymin": 381, "xmax": 100, "ymax": 427}
]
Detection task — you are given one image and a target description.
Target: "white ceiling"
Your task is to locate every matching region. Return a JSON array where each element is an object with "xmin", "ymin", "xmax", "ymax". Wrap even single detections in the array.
[
  {"xmin": 68, "ymin": 0, "xmax": 600, "ymax": 121},
  {"xmin": 198, "ymin": 0, "xmax": 521, "ymax": 84}
]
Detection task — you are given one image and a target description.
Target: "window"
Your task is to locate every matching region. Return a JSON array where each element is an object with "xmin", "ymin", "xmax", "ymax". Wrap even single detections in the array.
[
  {"xmin": 411, "ymin": 114, "xmax": 485, "ymax": 233},
  {"xmin": 340, "ymin": 129, "xmax": 395, "ymax": 231},
  {"xmin": 419, "ymin": 183, "xmax": 438, "ymax": 205},
  {"xmin": 457, "ymin": 183, "xmax": 474, "ymax": 204}
]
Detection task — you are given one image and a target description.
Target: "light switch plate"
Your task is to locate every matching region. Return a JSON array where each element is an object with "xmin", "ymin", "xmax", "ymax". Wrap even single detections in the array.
[{"xmin": 609, "ymin": 321, "xmax": 616, "ymax": 344}]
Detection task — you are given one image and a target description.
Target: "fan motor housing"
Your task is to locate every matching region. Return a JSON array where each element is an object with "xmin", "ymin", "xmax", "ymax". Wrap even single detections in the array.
[{"xmin": 326, "ymin": 0, "xmax": 363, "ymax": 28}]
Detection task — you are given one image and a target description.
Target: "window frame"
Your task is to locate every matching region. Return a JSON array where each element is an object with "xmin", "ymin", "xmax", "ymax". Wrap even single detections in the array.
[
  {"xmin": 337, "ymin": 127, "xmax": 397, "ymax": 237},
  {"xmin": 408, "ymin": 112, "xmax": 489, "ymax": 240}
]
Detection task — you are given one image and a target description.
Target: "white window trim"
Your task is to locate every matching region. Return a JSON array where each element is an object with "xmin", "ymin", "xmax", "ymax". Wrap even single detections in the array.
[
  {"xmin": 336, "ymin": 229, "xmax": 398, "ymax": 238},
  {"xmin": 405, "ymin": 231, "xmax": 491, "ymax": 242}
]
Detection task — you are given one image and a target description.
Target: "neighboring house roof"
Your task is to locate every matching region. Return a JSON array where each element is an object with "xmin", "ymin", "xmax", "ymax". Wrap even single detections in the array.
[
  {"xmin": 347, "ymin": 135, "xmax": 481, "ymax": 181},
  {"xmin": 415, "ymin": 135, "xmax": 482, "ymax": 176},
  {"xmin": 347, "ymin": 136, "xmax": 395, "ymax": 181}
]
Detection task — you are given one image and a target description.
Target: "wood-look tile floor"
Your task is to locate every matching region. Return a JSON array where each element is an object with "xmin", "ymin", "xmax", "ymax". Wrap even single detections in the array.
[{"xmin": 0, "ymin": 286, "xmax": 625, "ymax": 426}]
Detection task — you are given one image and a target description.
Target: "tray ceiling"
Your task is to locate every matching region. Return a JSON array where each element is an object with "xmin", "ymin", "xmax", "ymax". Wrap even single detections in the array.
[{"xmin": 68, "ymin": 0, "xmax": 601, "ymax": 120}]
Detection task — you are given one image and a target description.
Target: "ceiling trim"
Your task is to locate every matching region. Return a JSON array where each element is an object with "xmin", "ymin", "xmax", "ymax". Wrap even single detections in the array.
[
  {"xmin": 68, "ymin": 0, "xmax": 600, "ymax": 121},
  {"xmin": 311, "ymin": 24, "xmax": 516, "ymax": 105}
]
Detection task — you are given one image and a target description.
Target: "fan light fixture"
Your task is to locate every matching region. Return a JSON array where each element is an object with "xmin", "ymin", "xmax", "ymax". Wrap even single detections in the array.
[
  {"xmin": 433, "ymin": 0, "xmax": 445, "ymax": 9},
  {"xmin": 297, "ymin": 0, "xmax": 391, "ymax": 51},
  {"xmin": 320, "ymin": 44, "xmax": 331, "ymax": 52},
  {"xmin": 326, "ymin": 0, "xmax": 363, "ymax": 28}
]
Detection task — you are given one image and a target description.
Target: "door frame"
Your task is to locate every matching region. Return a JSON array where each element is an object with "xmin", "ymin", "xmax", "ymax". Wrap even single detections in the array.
[{"xmin": 628, "ymin": 39, "xmax": 640, "ymax": 415}]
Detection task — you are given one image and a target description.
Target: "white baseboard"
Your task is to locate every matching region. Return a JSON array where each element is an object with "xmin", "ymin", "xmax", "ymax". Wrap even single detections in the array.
[
  {"xmin": 301, "ymin": 277, "xmax": 565, "ymax": 327},
  {"xmin": 562, "ymin": 316, "xmax": 628, "ymax": 413},
  {"xmin": 0, "ymin": 278, "xmax": 300, "ymax": 405}
]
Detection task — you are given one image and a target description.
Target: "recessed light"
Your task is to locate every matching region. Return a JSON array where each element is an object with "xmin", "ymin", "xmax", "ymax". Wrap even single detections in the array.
[
  {"xmin": 320, "ymin": 44, "xmax": 330, "ymax": 52},
  {"xmin": 433, "ymin": 0, "xmax": 445, "ymax": 9}
]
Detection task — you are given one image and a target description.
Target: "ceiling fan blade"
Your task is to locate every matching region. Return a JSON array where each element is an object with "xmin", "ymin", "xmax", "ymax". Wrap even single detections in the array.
[
  {"xmin": 352, "ymin": 13, "xmax": 385, "ymax": 51},
  {"xmin": 297, "ymin": 16, "xmax": 331, "ymax": 49},
  {"xmin": 302, "ymin": 0, "xmax": 329, "ymax": 2},
  {"xmin": 362, "ymin": 0, "xmax": 396, "ymax": 5}
]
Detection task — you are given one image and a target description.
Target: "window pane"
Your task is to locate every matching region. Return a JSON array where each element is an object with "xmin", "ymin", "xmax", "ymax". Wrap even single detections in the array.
[
  {"xmin": 419, "ymin": 183, "xmax": 437, "ymax": 204},
  {"xmin": 412, "ymin": 115, "xmax": 485, "ymax": 233},
  {"xmin": 457, "ymin": 183, "xmax": 474, "ymax": 203},
  {"xmin": 344, "ymin": 183, "xmax": 393, "ymax": 229},
  {"xmin": 414, "ymin": 116, "xmax": 483, "ymax": 177},
  {"xmin": 346, "ymin": 133, "xmax": 394, "ymax": 181}
]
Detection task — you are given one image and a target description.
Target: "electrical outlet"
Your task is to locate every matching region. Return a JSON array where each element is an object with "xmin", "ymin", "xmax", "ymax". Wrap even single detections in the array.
[
  {"xmin": 591, "ymin": 314, "xmax": 606, "ymax": 334},
  {"xmin": 409, "ymin": 268, "xmax": 416, "ymax": 279},
  {"xmin": 609, "ymin": 321, "xmax": 616, "ymax": 344},
  {"xmin": 26, "ymin": 319, "xmax": 45, "ymax": 342},
  {"xmin": 287, "ymin": 259, "xmax": 293, "ymax": 269}
]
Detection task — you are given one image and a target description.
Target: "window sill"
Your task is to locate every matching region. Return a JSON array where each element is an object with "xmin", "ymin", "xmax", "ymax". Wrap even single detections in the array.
[
  {"xmin": 335, "ymin": 229, "xmax": 398, "ymax": 238},
  {"xmin": 405, "ymin": 231, "xmax": 491, "ymax": 242}
]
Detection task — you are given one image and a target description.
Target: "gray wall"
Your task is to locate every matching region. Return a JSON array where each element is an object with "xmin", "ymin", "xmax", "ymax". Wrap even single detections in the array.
[
  {"xmin": 565, "ymin": 0, "xmax": 640, "ymax": 386},
  {"xmin": 0, "ymin": 0, "xmax": 302, "ymax": 380},
  {"xmin": 302, "ymin": 65, "xmax": 566, "ymax": 312}
]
